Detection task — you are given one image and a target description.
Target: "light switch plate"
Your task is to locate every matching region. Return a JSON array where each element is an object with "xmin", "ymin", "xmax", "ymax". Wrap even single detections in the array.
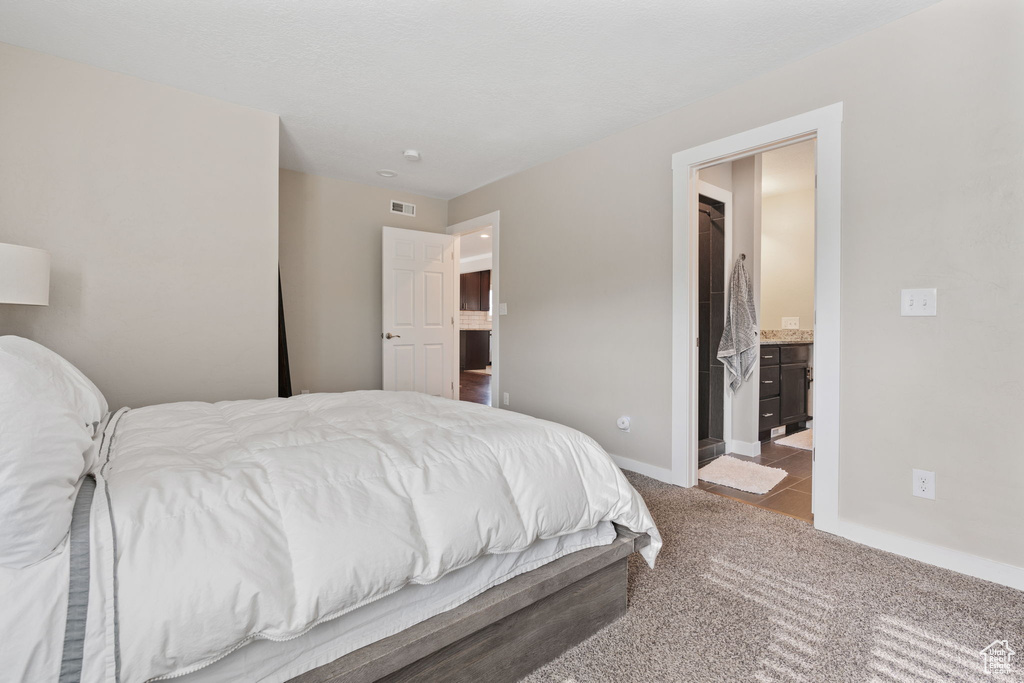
[
  {"xmin": 498, "ymin": 303, "xmax": 508, "ymax": 315},
  {"xmin": 782, "ymin": 317, "xmax": 799, "ymax": 329},
  {"xmin": 901, "ymin": 288, "xmax": 937, "ymax": 316}
]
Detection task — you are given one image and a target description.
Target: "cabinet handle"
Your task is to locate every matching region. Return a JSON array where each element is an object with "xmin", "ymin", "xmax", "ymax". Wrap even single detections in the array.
[
  {"xmin": 762, "ymin": 412, "xmax": 774, "ymax": 418},
  {"xmin": 761, "ymin": 355, "xmax": 773, "ymax": 359},
  {"xmin": 761, "ymin": 380, "xmax": 773, "ymax": 384}
]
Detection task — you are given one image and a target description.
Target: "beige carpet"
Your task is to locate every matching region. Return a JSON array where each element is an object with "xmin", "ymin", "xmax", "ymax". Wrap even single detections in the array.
[
  {"xmin": 698, "ymin": 455, "xmax": 788, "ymax": 494},
  {"xmin": 777, "ymin": 428, "xmax": 813, "ymax": 450},
  {"xmin": 521, "ymin": 472, "xmax": 1024, "ymax": 682}
]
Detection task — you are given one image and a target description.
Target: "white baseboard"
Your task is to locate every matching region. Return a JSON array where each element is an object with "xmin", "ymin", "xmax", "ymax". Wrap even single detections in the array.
[
  {"xmin": 609, "ymin": 454, "xmax": 674, "ymax": 485},
  {"xmin": 727, "ymin": 439, "xmax": 761, "ymax": 457},
  {"xmin": 838, "ymin": 521, "xmax": 1024, "ymax": 592}
]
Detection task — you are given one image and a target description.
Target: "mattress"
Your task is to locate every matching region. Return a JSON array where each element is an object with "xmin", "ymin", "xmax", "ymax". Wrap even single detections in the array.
[{"xmin": 172, "ymin": 522, "xmax": 616, "ymax": 683}]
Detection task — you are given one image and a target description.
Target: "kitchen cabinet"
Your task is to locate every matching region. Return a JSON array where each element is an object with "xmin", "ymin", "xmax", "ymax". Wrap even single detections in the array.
[
  {"xmin": 460, "ymin": 270, "xmax": 491, "ymax": 311},
  {"xmin": 758, "ymin": 343, "xmax": 810, "ymax": 440},
  {"xmin": 460, "ymin": 330, "xmax": 490, "ymax": 370}
]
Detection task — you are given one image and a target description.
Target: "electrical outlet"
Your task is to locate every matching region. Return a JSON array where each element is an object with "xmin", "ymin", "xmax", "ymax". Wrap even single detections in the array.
[
  {"xmin": 300, "ymin": 389, "xmax": 310, "ymax": 395},
  {"xmin": 782, "ymin": 317, "xmax": 799, "ymax": 329},
  {"xmin": 901, "ymin": 288, "xmax": 937, "ymax": 316},
  {"xmin": 503, "ymin": 392, "xmax": 510, "ymax": 406},
  {"xmin": 617, "ymin": 416, "xmax": 631, "ymax": 432},
  {"xmin": 912, "ymin": 469, "xmax": 935, "ymax": 499}
]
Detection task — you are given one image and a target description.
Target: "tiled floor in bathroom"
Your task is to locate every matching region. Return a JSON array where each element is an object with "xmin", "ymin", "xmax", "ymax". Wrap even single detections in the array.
[{"xmin": 697, "ymin": 437, "xmax": 813, "ymax": 523}]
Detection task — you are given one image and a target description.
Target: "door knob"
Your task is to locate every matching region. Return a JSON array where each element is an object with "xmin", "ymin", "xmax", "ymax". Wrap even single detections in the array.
[{"xmin": 383, "ymin": 332, "xmax": 401, "ymax": 339}]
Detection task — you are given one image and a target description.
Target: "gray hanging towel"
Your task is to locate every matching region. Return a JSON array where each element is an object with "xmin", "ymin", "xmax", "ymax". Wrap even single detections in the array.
[{"xmin": 717, "ymin": 257, "xmax": 758, "ymax": 393}]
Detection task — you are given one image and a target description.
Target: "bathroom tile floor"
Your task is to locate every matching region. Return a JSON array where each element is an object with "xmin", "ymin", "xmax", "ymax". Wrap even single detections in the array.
[{"xmin": 696, "ymin": 436, "xmax": 813, "ymax": 523}]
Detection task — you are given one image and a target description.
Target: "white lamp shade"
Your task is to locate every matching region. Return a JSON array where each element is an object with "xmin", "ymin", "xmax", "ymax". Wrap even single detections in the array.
[{"xmin": 0, "ymin": 243, "xmax": 50, "ymax": 305}]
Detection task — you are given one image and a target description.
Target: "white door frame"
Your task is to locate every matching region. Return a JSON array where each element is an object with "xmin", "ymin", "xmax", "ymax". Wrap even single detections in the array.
[
  {"xmin": 695, "ymin": 180, "xmax": 735, "ymax": 452},
  {"xmin": 446, "ymin": 211, "xmax": 500, "ymax": 407},
  {"xmin": 671, "ymin": 103, "xmax": 843, "ymax": 534}
]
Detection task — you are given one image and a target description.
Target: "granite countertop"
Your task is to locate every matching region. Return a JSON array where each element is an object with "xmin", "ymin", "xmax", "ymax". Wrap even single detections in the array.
[
  {"xmin": 760, "ymin": 329, "xmax": 813, "ymax": 345},
  {"xmin": 760, "ymin": 340, "xmax": 813, "ymax": 346}
]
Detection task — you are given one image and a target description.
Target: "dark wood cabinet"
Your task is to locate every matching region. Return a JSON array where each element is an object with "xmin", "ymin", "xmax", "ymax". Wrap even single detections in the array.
[
  {"xmin": 779, "ymin": 364, "xmax": 808, "ymax": 424},
  {"xmin": 759, "ymin": 366, "xmax": 779, "ymax": 399},
  {"xmin": 460, "ymin": 330, "xmax": 490, "ymax": 370},
  {"xmin": 460, "ymin": 272, "xmax": 479, "ymax": 311},
  {"xmin": 479, "ymin": 270, "xmax": 490, "ymax": 310},
  {"xmin": 759, "ymin": 397, "xmax": 780, "ymax": 433},
  {"xmin": 758, "ymin": 343, "xmax": 810, "ymax": 440},
  {"xmin": 460, "ymin": 270, "xmax": 491, "ymax": 311}
]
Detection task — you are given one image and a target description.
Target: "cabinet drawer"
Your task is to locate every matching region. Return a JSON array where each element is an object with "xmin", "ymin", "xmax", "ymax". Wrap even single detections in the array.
[
  {"xmin": 759, "ymin": 346, "xmax": 780, "ymax": 365},
  {"xmin": 759, "ymin": 366, "xmax": 780, "ymax": 399},
  {"xmin": 780, "ymin": 344, "xmax": 810, "ymax": 364},
  {"xmin": 759, "ymin": 398, "xmax": 781, "ymax": 432}
]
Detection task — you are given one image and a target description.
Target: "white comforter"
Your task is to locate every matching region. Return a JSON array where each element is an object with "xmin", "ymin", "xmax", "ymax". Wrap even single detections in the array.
[{"xmin": 97, "ymin": 390, "xmax": 659, "ymax": 681}]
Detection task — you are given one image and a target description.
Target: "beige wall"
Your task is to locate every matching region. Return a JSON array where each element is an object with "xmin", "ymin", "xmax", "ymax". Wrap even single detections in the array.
[
  {"xmin": 0, "ymin": 43, "xmax": 279, "ymax": 408},
  {"xmin": 278, "ymin": 169, "xmax": 447, "ymax": 394},
  {"xmin": 449, "ymin": 0, "xmax": 1024, "ymax": 568},
  {"xmin": 697, "ymin": 162, "xmax": 733, "ymax": 193},
  {"xmin": 761, "ymin": 189, "xmax": 815, "ymax": 330},
  {"xmin": 727, "ymin": 156, "xmax": 762, "ymax": 446}
]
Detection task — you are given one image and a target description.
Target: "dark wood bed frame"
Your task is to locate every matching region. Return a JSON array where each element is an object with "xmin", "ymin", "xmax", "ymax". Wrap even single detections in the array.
[{"xmin": 287, "ymin": 526, "xmax": 650, "ymax": 683}]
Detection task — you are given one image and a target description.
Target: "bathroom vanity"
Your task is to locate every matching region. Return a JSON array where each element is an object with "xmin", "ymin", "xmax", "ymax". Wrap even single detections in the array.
[{"xmin": 758, "ymin": 342, "xmax": 811, "ymax": 441}]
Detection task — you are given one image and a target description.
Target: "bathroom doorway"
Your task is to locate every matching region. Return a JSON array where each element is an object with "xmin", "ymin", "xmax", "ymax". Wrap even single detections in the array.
[
  {"xmin": 671, "ymin": 103, "xmax": 842, "ymax": 532},
  {"xmin": 690, "ymin": 140, "xmax": 817, "ymax": 524}
]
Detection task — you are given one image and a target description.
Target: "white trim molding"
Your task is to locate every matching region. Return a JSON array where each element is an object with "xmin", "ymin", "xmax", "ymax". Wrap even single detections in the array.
[
  {"xmin": 671, "ymin": 103, "xmax": 844, "ymax": 535},
  {"xmin": 727, "ymin": 440, "xmax": 761, "ymax": 458},
  {"xmin": 610, "ymin": 454, "xmax": 674, "ymax": 485},
  {"xmin": 839, "ymin": 521, "xmax": 1024, "ymax": 592}
]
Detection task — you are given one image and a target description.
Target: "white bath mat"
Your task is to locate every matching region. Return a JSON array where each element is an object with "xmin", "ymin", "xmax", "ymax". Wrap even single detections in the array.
[
  {"xmin": 776, "ymin": 429, "xmax": 813, "ymax": 450},
  {"xmin": 699, "ymin": 456, "xmax": 788, "ymax": 495}
]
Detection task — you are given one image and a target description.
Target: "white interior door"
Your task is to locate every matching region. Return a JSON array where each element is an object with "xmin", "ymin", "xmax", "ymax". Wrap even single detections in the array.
[{"xmin": 382, "ymin": 226, "xmax": 456, "ymax": 397}]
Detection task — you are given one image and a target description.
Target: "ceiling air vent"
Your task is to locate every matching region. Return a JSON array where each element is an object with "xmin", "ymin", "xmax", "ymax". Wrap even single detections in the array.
[{"xmin": 390, "ymin": 200, "xmax": 416, "ymax": 217}]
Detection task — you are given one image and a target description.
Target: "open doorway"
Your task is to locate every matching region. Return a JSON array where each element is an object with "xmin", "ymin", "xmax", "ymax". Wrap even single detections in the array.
[
  {"xmin": 447, "ymin": 211, "xmax": 500, "ymax": 407},
  {"xmin": 671, "ymin": 103, "xmax": 842, "ymax": 533},
  {"xmin": 693, "ymin": 140, "xmax": 816, "ymax": 523},
  {"xmin": 456, "ymin": 227, "xmax": 492, "ymax": 405},
  {"xmin": 696, "ymin": 189, "xmax": 729, "ymax": 467}
]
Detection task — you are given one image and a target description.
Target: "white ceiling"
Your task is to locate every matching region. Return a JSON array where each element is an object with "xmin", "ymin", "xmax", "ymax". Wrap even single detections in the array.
[
  {"xmin": 459, "ymin": 227, "xmax": 493, "ymax": 261},
  {"xmin": 762, "ymin": 140, "xmax": 816, "ymax": 197},
  {"xmin": 0, "ymin": 1, "xmax": 941, "ymax": 199}
]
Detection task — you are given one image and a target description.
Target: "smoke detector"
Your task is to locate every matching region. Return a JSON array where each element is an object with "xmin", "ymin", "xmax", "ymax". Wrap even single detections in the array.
[{"xmin": 403, "ymin": 150, "xmax": 421, "ymax": 162}]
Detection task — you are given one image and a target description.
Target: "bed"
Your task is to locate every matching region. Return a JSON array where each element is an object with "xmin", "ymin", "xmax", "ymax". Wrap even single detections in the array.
[{"xmin": 0, "ymin": 336, "xmax": 660, "ymax": 682}]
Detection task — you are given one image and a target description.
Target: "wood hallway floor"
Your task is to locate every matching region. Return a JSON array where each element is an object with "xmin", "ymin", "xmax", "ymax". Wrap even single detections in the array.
[
  {"xmin": 458, "ymin": 371, "xmax": 491, "ymax": 405},
  {"xmin": 697, "ymin": 436, "xmax": 813, "ymax": 523}
]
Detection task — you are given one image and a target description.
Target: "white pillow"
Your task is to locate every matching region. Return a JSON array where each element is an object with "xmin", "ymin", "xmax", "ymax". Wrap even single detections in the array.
[
  {"xmin": 0, "ymin": 337, "xmax": 107, "ymax": 568},
  {"xmin": 0, "ymin": 336, "xmax": 107, "ymax": 429}
]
